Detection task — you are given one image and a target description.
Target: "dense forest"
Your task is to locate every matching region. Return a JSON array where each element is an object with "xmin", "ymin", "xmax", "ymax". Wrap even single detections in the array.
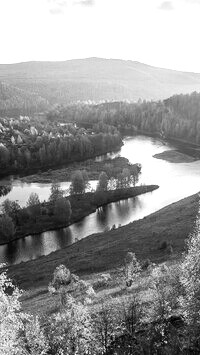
[
  {"xmin": 0, "ymin": 115, "xmax": 122, "ymax": 177},
  {"xmin": 0, "ymin": 82, "xmax": 50, "ymax": 116},
  {"xmin": 47, "ymin": 92, "xmax": 200, "ymax": 146}
]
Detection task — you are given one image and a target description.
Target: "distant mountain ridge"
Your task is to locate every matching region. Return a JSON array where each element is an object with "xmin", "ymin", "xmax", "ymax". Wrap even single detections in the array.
[{"xmin": 1, "ymin": 57, "xmax": 200, "ymax": 116}]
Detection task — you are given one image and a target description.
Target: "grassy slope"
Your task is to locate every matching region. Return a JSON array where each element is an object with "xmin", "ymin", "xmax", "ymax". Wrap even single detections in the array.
[{"xmin": 8, "ymin": 193, "xmax": 199, "ymax": 296}]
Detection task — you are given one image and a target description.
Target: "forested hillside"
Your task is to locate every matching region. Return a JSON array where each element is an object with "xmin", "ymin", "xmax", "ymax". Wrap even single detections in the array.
[
  {"xmin": 48, "ymin": 92, "xmax": 200, "ymax": 146},
  {"xmin": 2, "ymin": 58, "xmax": 200, "ymax": 116},
  {"xmin": 0, "ymin": 81, "xmax": 50, "ymax": 116}
]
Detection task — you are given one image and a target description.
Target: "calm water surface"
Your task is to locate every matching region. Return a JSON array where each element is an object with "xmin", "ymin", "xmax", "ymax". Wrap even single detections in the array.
[{"xmin": 1, "ymin": 135, "xmax": 200, "ymax": 265}]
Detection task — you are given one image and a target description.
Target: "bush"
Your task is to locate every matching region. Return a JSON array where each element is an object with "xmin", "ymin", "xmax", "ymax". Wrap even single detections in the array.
[
  {"xmin": 93, "ymin": 273, "xmax": 112, "ymax": 290},
  {"xmin": 0, "ymin": 214, "xmax": 15, "ymax": 241},
  {"xmin": 54, "ymin": 198, "xmax": 72, "ymax": 223}
]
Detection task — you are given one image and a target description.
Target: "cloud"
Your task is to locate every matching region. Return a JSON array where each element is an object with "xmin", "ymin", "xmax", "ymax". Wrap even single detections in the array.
[
  {"xmin": 158, "ymin": 1, "xmax": 174, "ymax": 10},
  {"xmin": 48, "ymin": 0, "xmax": 95, "ymax": 14},
  {"xmin": 74, "ymin": 0, "xmax": 95, "ymax": 5},
  {"xmin": 48, "ymin": 0, "xmax": 68, "ymax": 15},
  {"xmin": 185, "ymin": 0, "xmax": 200, "ymax": 3}
]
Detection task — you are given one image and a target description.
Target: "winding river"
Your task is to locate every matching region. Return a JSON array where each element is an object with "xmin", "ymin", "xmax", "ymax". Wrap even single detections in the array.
[{"xmin": 1, "ymin": 135, "xmax": 200, "ymax": 265}]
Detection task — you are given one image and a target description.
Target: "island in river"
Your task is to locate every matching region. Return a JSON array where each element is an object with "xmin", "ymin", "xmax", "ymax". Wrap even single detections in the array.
[
  {"xmin": 153, "ymin": 150, "xmax": 198, "ymax": 163},
  {"xmin": 2, "ymin": 184, "xmax": 158, "ymax": 245},
  {"xmin": 20, "ymin": 157, "xmax": 140, "ymax": 183}
]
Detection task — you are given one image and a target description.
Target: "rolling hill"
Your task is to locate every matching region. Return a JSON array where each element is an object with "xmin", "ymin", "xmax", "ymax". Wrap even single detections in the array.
[{"xmin": 1, "ymin": 57, "xmax": 200, "ymax": 115}]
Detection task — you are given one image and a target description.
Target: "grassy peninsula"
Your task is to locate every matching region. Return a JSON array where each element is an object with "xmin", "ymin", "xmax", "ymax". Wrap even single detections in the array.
[
  {"xmin": 2, "ymin": 185, "xmax": 158, "ymax": 244},
  {"xmin": 20, "ymin": 157, "xmax": 139, "ymax": 183}
]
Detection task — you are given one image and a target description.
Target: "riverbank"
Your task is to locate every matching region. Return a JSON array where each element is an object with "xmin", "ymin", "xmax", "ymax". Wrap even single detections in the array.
[
  {"xmin": 153, "ymin": 150, "xmax": 198, "ymax": 163},
  {"xmin": 125, "ymin": 129, "xmax": 200, "ymax": 160},
  {"xmin": 20, "ymin": 157, "xmax": 140, "ymax": 183},
  {"xmin": 2, "ymin": 185, "xmax": 158, "ymax": 245},
  {"xmin": 7, "ymin": 192, "xmax": 199, "ymax": 292}
]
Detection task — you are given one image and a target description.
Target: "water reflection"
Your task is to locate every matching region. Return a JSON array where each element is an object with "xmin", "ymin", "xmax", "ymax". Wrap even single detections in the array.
[{"xmin": 1, "ymin": 135, "xmax": 200, "ymax": 265}]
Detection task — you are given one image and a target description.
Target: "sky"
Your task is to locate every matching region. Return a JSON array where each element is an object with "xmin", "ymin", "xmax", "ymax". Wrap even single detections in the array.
[{"xmin": 0, "ymin": 0, "xmax": 200, "ymax": 72}]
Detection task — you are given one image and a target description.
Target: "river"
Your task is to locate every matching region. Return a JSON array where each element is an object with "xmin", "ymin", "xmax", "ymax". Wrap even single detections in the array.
[{"xmin": 1, "ymin": 135, "xmax": 200, "ymax": 265}]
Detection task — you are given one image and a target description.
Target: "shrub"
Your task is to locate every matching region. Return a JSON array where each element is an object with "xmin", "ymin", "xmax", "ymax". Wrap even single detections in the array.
[
  {"xmin": 93, "ymin": 273, "xmax": 112, "ymax": 290},
  {"xmin": 0, "ymin": 214, "xmax": 15, "ymax": 241}
]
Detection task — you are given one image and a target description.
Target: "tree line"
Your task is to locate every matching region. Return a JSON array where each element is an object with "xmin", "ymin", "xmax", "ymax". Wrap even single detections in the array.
[{"xmin": 48, "ymin": 91, "xmax": 200, "ymax": 145}]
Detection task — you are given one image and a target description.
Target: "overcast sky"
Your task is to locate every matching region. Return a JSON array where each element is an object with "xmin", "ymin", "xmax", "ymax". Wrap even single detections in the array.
[{"xmin": 0, "ymin": 0, "xmax": 200, "ymax": 72}]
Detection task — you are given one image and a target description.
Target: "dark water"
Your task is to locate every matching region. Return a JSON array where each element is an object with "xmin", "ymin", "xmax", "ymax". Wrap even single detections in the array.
[{"xmin": 1, "ymin": 135, "xmax": 200, "ymax": 265}]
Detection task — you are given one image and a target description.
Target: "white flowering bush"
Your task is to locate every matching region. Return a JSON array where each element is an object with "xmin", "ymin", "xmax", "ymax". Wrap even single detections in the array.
[
  {"xmin": 49, "ymin": 265, "xmax": 95, "ymax": 306},
  {"xmin": 149, "ymin": 264, "xmax": 174, "ymax": 321},
  {"xmin": 124, "ymin": 252, "xmax": 141, "ymax": 287},
  {"xmin": 93, "ymin": 273, "xmax": 112, "ymax": 290},
  {"xmin": 46, "ymin": 296, "xmax": 98, "ymax": 355},
  {"xmin": 0, "ymin": 264, "xmax": 49, "ymax": 355},
  {"xmin": 22, "ymin": 315, "xmax": 49, "ymax": 355},
  {"xmin": 93, "ymin": 297, "xmax": 123, "ymax": 354}
]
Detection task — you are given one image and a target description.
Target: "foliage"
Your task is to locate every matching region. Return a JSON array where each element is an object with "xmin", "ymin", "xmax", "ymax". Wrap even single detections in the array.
[
  {"xmin": 26, "ymin": 192, "xmax": 41, "ymax": 218},
  {"xmin": 46, "ymin": 296, "xmax": 98, "ymax": 355},
  {"xmin": 49, "ymin": 265, "xmax": 95, "ymax": 306},
  {"xmin": 69, "ymin": 170, "xmax": 90, "ymax": 195},
  {"xmin": 92, "ymin": 273, "xmax": 112, "ymax": 290},
  {"xmin": 97, "ymin": 172, "xmax": 109, "ymax": 191},
  {"xmin": 0, "ymin": 184, "xmax": 12, "ymax": 198},
  {"xmin": 93, "ymin": 297, "xmax": 122, "ymax": 354},
  {"xmin": 54, "ymin": 198, "xmax": 71, "ymax": 223},
  {"xmin": 0, "ymin": 114, "xmax": 122, "ymax": 178},
  {"xmin": 179, "ymin": 217, "xmax": 200, "ymax": 349},
  {"xmin": 1, "ymin": 199, "xmax": 21, "ymax": 224},
  {"xmin": 49, "ymin": 265, "xmax": 71, "ymax": 292},
  {"xmin": 49, "ymin": 182, "xmax": 64, "ymax": 203},
  {"xmin": 0, "ymin": 264, "xmax": 50, "ymax": 355},
  {"xmin": 124, "ymin": 252, "xmax": 141, "ymax": 287},
  {"xmin": 0, "ymin": 214, "xmax": 15, "ymax": 241}
]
